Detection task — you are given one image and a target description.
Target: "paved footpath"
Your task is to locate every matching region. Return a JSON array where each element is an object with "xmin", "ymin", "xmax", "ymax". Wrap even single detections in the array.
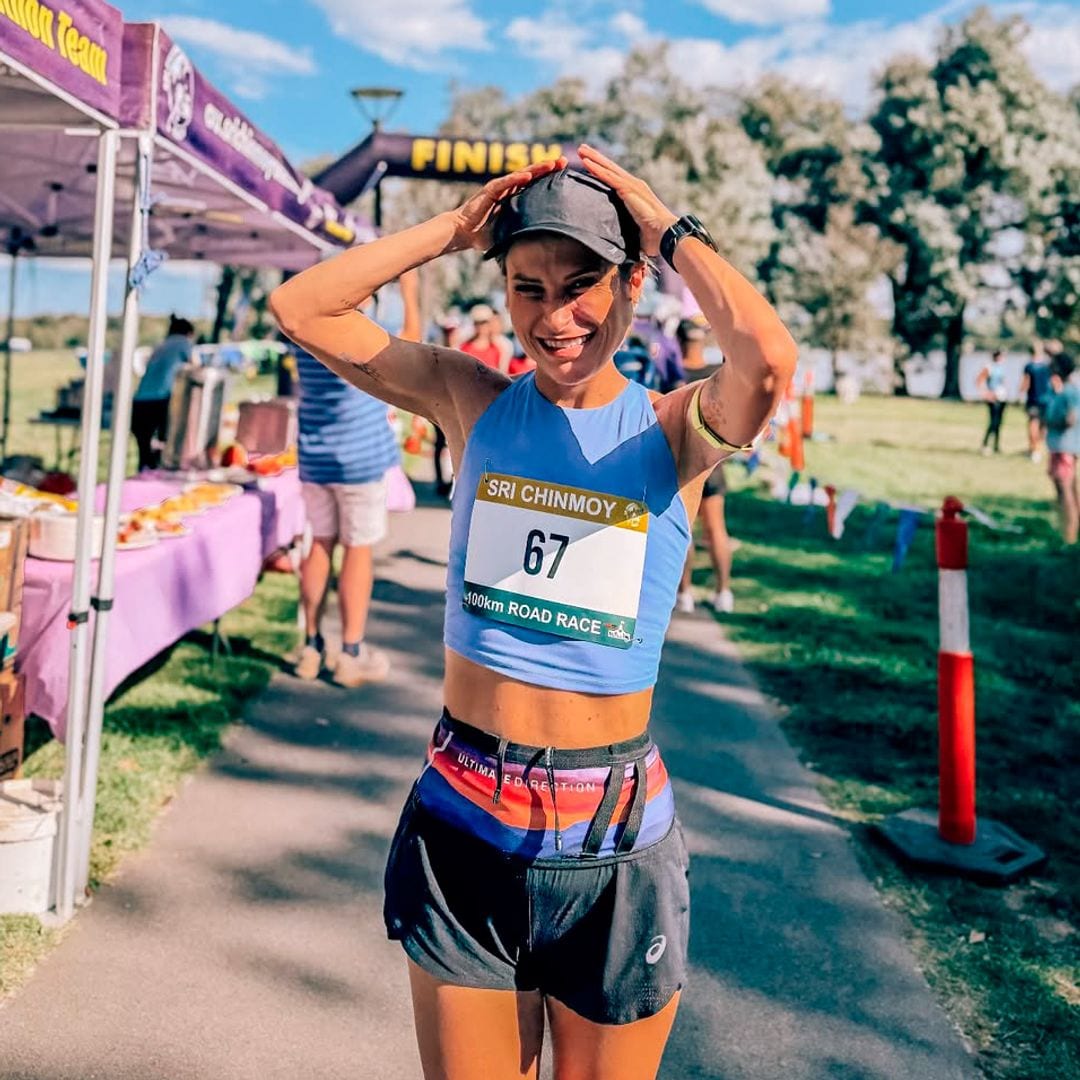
[{"xmin": 0, "ymin": 496, "xmax": 978, "ymax": 1079}]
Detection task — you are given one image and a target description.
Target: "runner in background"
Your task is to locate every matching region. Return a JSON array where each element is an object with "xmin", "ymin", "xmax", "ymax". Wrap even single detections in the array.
[
  {"xmin": 461, "ymin": 303, "xmax": 513, "ymax": 374},
  {"xmin": 977, "ymin": 349, "xmax": 1009, "ymax": 455},
  {"xmin": 1044, "ymin": 352, "xmax": 1079, "ymax": 544},
  {"xmin": 431, "ymin": 311, "xmax": 464, "ymax": 498},
  {"xmin": 674, "ymin": 316, "xmax": 734, "ymax": 614},
  {"xmin": 1019, "ymin": 340, "xmax": 1052, "ymax": 463}
]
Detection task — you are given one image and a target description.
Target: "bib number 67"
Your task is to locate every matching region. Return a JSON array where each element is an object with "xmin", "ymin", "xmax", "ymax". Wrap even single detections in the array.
[{"xmin": 523, "ymin": 529, "xmax": 570, "ymax": 579}]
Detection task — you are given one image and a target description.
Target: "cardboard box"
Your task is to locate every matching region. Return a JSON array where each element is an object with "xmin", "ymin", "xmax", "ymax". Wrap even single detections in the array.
[
  {"xmin": 0, "ymin": 670, "xmax": 25, "ymax": 780},
  {"xmin": 0, "ymin": 517, "xmax": 28, "ymax": 670},
  {"xmin": 0, "ymin": 516, "xmax": 29, "ymax": 608},
  {"xmin": 0, "ymin": 605, "xmax": 18, "ymax": 670}
]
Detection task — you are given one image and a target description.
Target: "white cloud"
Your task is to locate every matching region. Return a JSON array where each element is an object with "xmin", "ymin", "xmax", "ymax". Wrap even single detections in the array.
[
  {"xmin": 161, "ymin": 17, "xmax": 316, "ymax": 75},
  {"xmin": 512, "ymin": 2, "xmax": 1080, "ymax": 114},
  {"xmin": 611, "ymin": 12, "xmax": 650, "ymax": 42},
  {"xmin": 1017, "ymin": 4, "xmax": 1080, "ymax": 91},
  {"xmin": 310, "ymin": 0, "xmax": 490, "ymax": 71},
  {"xmin": 505, "ymin": 14, "xmax": 626, "ymax": 91},
  {"xmin": 162, "ymin": 16, "xmax": 316, "ymax": 100},
  {"xmin": 695, "ymin": 0, "xmax": 830, "ymax": 28}
]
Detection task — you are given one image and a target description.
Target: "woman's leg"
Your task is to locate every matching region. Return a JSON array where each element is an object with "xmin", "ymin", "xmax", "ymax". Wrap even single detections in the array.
[
  {"xmin": 699, "ymin": 495, "xmax": 731, "ymax": 593},
  {"xmin": 130, "ymin": 399, "xmax": 156, "ymax": 471},
  {"xmin": 1060, "ymin": 469, "xmax": 1079, "ymax": 544},
  {"xmin": 546, "ymin": 992, "xmax": 681, "ymax": 1080},
  {"xmin": 992, "ymin": 402, "xmax": 1006, "ymax": 452},
  {"xmin": 408, "ymin": 961, "xmax": 545, "ymax": 1080}
]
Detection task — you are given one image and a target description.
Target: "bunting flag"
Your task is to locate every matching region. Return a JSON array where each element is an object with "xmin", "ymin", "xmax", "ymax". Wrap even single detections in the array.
[
  {"xmin": 832, "ymin": 489, "xmax": 860, "ymax": 540},
  {"xmin": 965, "ymin": 505, "xmax": 1024, "ymax": 534},
  {"xmin": 892, "ymin": 509, "xmax": 924, "ymax": 572},
  {"xmin": 824, "ymin": 485, "xmax": 837, "ymax": 536},
  {"xmin": 803, "ymin": 478, "xmax": 820, "ymax": 526},
  {"xmin": 786, "ymin": 470, "xmax": 801, "ymax": 503},
  {"xmin": 862, "ymin": 502, "xmax": 890, "ymax": 549},
  {"xmin": 744, "ymin": 449, "xmax": 761, "ymax": 475}
]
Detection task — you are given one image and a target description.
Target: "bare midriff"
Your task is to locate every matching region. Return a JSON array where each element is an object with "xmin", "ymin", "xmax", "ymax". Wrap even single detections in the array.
[{"xmin": 443, "ymin": 648, "xmax": 654, "ymax": 749}]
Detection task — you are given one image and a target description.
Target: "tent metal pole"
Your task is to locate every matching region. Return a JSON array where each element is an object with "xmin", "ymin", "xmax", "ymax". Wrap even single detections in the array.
[
  {"xmin": 74, "ymin": 134, "xmax": 152, "ymax": 896},
  {"xmin": 1, "ymin": 249, "xmax": 15, "ymax": 466},
  {"xmin": 54, "ymin": 127, "xmax": 118, "ymax": 924}
]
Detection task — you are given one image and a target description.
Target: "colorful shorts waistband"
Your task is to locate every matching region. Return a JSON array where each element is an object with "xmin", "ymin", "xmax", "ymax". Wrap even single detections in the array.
[{"xmin": 413, "ymin": 709, "xmax": 675, "ymax": 861}]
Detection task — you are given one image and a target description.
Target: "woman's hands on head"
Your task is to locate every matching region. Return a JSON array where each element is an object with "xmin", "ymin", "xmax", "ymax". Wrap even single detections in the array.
[
  {"xmin": 447, "ymin": 146, "xmax": 677, "ymax": 259},
  {"xmin": 449, "ymin": 158, "xmax": 567, "ymax": 253},
  {"xmin": 576, "ymin": 145, "xmax": 678, "ymax": 258}
]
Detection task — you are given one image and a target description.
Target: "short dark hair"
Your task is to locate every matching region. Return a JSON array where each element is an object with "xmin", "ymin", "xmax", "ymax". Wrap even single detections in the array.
[
  {"xmin": 991, "ymin": 349, "xmax": 1004, "ymax": 361},
  {"xmin": 1051, "ymin": 353, "xmax": 1075, "ymax": 381},
  {"xmin": 168, "ymin": 315, "xmax": 194, "ymax": 336}
]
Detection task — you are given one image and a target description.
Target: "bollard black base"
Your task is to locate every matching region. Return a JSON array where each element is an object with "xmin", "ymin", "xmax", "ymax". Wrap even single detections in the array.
[{"xmin": 875, "ymin": 808, "xmax": 1045, "ymax": 884}]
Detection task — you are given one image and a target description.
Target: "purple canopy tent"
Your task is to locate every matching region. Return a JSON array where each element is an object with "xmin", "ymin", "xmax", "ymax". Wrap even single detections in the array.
[
  {"xmin": 119, "ymin": 23, "xmax": 365, "ymax": 268},
  {"xmin": 1, "ymin": 11, "xmax": 367, "ymax": 921},
  {"xmin": 1, "ymin": 0, "xmax": 125, "ymax": 924}
]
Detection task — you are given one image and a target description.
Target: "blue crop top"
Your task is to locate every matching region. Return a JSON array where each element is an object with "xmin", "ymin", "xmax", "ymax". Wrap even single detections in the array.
[{"xmin": 444, "ymin": 373, "xmax": 690, "ymax": 694}]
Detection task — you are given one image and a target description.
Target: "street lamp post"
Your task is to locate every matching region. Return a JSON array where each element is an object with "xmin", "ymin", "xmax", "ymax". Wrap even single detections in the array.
[{"xmin": 349, "ymin": 86, "xmax": 404, "ymax": 230}]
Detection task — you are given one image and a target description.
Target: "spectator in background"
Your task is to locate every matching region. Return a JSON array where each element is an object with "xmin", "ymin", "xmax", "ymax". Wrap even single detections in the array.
[
  {"xmin": 461, "ymin": 303, "xmax": 512, "ymax": 374},
  {"xmin": 977, "ymin": 349, "xmax": 1009, "ymax": 455},
  {"xmin": 630, "ymin": 288, "xmax": 684, "ymax": 393},
  {"xmin": 431, "ymin": 312, "xmax": 464, "ymax": 498},
  {"xmin": 131, "ymin": 314, "xmax": 195, "ymax": 471},
  {"xmin": 1019, "ymin": 341, "xmax": 1052, "ymax": 463},
  {"xmin": 1044, "ymin": 353, "xmax": 1079, "ymax": 544},
  {"xmin": 292, "ymin": 269, "xmax": 421, "ymax": 686},
  {"xmin": 674, "ymin": 316, "xmax": 734, "ymax": 614}
]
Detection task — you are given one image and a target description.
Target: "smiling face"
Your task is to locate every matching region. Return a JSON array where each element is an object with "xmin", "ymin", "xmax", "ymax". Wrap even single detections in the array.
[{"xmin": 504, "ymin": 235, "xmax": 644, "ymax": 402}]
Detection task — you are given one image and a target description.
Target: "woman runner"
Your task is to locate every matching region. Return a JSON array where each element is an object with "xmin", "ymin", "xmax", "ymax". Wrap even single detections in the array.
[{"xmin": 270, "ymin": 148, "xmax": 796, "ymax": 1080}]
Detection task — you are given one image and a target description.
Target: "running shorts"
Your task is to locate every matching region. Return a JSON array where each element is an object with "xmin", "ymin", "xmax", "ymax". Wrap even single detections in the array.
[
  {"xmin": 702, "ymin": 462, "xmax": 727, "ymax": 500},
  {"xmin": 1049, "ymin": 451, "xmax": 1076, "ymax": 483},
  {"xmin": 301, "ymin": 479, "xmax": 387, "ymax": 546},
  {"xmin": 383, "ymin": 711, "xmax": 690, "ymax": 1025}
]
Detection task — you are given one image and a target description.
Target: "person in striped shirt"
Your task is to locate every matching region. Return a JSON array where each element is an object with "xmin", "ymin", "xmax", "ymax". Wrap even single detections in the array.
[{"xmin": 292, "ymin": 270, "xmax": 420, "ymax": 686}]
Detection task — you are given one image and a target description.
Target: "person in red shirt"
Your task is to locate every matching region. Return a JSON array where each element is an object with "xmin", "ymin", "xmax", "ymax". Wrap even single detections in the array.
[{"xmin": 461, "ymin": 303, "xmax": 513, "ymax": 373}]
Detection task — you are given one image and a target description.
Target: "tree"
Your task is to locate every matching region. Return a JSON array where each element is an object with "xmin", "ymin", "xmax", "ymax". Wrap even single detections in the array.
[
  {"xmin": 863, "ymin": 8, "xmax": 1068, "ymax": 397},
  {"xmin": 1014, "ymin": 91, "xmax": 1080, "ymax": 350},
  {"xmin": 741, "ymin": 77, "xmax": 896, "ymax": 385}
]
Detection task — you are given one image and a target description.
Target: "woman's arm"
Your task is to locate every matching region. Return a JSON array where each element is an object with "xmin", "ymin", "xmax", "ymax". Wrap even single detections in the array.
[
  {"xmin": 397, "ymin": 267, "xmax": 422, "ymax": 344},
  {"xmin": 575, "ymin": 145, "xmax": 796, "ymax": 480},
  {"xmin": 269, "ymin": 160, "xmax": 563, "ymax": 424}
]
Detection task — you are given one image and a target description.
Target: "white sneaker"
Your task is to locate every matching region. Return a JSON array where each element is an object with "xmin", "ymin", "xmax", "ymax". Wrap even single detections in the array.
[
  {"xmin": 293, "ymin": 644, "xmax": 325, "ymax": 681},
  {"xmin": 711, "ymin": 589, "xmax": 735, "ymax": 614},
  {"xmin": 1031, "ymin": 450, "xmax": 1043, "ymax": 464},
  {"xmin": 332, "ymin": 645, "xmax": 391, "ymax": 687},
  {"xmin": 675, "ymin": 590, "xmax": 695, "ymax": 614}
]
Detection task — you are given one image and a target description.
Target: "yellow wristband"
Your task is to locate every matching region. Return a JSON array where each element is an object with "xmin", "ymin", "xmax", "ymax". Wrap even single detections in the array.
[{"xmin": 689, "ymin": 384, "xmax": 754, "ymax": 453}]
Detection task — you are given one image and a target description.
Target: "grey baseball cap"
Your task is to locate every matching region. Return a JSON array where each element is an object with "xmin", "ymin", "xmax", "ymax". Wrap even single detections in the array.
[{"xmin": 484, "ymin": 168, "xmax": 640, "ymax": 265}]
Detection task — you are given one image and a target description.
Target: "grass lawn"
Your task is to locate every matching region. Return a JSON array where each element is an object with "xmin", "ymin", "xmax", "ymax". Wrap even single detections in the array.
[
  {"xmin": 1, "ymin": 348, "xmax": 276, "ymax": 479},
  {"xmin": 0, "ymin": 350, "xmax": 292, "ymax": 997},
  {"xmin": 687, "ymin": 394, "xmax": 1078, "ymax": 1080}
]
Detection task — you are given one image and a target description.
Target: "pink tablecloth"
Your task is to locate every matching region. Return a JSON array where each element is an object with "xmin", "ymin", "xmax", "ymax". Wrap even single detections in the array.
[{"xmin": 18, "ymin": 471, "xmax": 304, "ymax": 741}]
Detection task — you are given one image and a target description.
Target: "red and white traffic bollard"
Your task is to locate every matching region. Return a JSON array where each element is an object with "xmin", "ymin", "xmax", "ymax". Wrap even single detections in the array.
[
  {"xmin": 800, "ymin": 370, "xmax": 815, "ymax": 439},
  {"xmin": 876, "ymin": 496, "xmax": 1044, "ymax": 880},
  {"xmin": 935, "ymin": 496, "xmax": 976, "ymax": 845}
]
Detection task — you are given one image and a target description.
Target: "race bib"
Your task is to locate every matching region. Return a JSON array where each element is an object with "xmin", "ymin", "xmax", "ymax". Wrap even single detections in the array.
[{"xmin": 462, "ymin": 472, "xmax": 648, "ymax": 649}]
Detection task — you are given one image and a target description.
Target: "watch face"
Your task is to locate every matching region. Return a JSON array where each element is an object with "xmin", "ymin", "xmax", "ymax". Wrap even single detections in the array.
[{"xmin": 687, "ymin": 215, "xmax": 717, "ymax": 250}]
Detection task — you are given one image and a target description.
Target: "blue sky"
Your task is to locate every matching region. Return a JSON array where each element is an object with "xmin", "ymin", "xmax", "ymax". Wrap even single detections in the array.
[{"xmin": 4, "ymin": 0, "xmax": 1078, "ymax": 319}]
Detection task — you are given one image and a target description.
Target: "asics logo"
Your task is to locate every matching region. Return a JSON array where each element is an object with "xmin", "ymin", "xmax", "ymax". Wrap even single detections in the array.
[{"xmin": 645, "ymin": 934, "xmax": 667, "ymax": 965}]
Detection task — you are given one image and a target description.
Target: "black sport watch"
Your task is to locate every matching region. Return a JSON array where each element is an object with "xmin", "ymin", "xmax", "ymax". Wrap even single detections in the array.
[{"xmin": 660, "ymin": 214, "xmax": 718, "ymax": 270}]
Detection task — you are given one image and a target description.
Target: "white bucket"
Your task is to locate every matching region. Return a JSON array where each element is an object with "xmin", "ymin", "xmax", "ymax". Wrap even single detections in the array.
[{"xmin": 0, "ymin": 779, "xmax": 62, "ymax": 914}]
